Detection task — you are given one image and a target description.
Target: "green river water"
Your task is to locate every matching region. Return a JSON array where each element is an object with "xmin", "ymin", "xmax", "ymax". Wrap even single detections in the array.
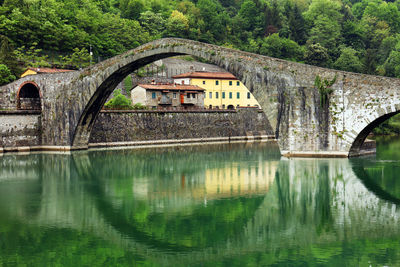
[{"xmin": 1, "ymin": 138, "xmax": 400, "ymax": 266}]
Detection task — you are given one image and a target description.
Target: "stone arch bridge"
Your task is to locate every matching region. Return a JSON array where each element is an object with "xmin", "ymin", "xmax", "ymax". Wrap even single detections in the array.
[{"xmin": 1, "ymin": 38, "xmax": 399, "ymax": 157}]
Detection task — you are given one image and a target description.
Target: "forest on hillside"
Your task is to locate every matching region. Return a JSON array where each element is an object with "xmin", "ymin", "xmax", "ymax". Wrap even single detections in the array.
[{"xmin": 2, "ymin": 0, "xmax": 400, "ymax": 85}]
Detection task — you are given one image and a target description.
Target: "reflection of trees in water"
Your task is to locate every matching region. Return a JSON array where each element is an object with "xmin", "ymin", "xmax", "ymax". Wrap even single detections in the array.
[
  {"xmin": 3, "ymin": 147, "xmax": 400, "ymax": 266},
  {"xmin": 314, "ymin": 164, "xmax": 333, "ymax": 233},
  {"xmin": 76, "ymin": 142, "xmax": 279, "ymax": 249},
  {"xmin": 351, "ymin": 157, "xmax": 400, "ymax": 205}
]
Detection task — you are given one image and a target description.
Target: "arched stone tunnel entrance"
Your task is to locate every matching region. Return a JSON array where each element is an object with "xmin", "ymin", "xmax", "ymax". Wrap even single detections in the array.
[{"xmin": 17, "ymin": 81, "xmax": 42, "ymax": 111}]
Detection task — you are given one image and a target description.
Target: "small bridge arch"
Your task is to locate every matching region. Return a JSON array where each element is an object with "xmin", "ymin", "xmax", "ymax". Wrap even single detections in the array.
[{"xmin": 17, "ymin": 81, "xmax": 42, "ymax": 111}]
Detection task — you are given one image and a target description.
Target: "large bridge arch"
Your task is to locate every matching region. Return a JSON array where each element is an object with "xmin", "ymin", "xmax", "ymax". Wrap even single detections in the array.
[{"xmin": 70, "ymin": 39, "xmax": 288, "ymax": 147}]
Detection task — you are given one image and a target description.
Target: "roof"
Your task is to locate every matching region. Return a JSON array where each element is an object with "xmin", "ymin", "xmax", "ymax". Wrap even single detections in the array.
[
  {"xmin": 27, "ymin": 68, "xmax": 74, "ymax": 74},
  {"xmin": 138, "ymin": 84, "xmax": 205, "ymax": 91},
  {"xmin": 172, "ymin": 71, "xmax": 237, "ymax": 80}
]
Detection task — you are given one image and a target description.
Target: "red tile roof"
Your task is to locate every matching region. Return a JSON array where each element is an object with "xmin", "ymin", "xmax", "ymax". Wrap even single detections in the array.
[
  {"xmin": 172, "ymin": 71, "xmax": 237, "ymax": 80},
  {"xmin": 28, "ymin": 68, "xmax": 74, "ymax": 74},
  {"xmin": 138, "ymin": 84, "xmax": 205, "ymax": 91}
]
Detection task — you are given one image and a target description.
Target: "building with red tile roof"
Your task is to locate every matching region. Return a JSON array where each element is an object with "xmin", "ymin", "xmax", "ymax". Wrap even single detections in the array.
[{"xmin": 131, "ymin": 83, "xmax": 205, "ymax": 110}]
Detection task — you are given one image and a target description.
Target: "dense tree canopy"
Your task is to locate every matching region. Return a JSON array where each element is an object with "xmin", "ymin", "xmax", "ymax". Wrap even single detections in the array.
[{"xmin": 3, "ymin": 0, "xmax": 400, "ymax": 84}]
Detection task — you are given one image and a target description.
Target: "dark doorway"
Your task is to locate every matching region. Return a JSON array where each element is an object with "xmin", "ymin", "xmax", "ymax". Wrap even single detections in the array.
[{"xmin": 17, "ymin": 83, "xmax": 41, "ymax": 110}]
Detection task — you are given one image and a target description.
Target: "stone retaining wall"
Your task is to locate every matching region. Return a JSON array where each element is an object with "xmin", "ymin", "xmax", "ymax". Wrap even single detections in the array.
[
  {"xmin": 89, "ymin": 109, "xmax": 274, "ymax": 143},
  {"xmin": 0, "ymin": 112, "xmax": 41, "ymax": 148}
]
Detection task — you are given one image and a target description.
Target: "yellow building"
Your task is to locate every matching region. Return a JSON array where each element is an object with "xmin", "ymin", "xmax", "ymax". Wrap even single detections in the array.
[
  {"xmin": 173, "ymin": 71, "xmax": 260, "ymax": 109},
  {"xmin": 21, "ymin": 68, "xmax": 73, "ymax": 78}
]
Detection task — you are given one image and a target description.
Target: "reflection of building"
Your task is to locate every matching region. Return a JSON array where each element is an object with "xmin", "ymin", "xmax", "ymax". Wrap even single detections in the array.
[
  {"xmin": 172, "ymin": 71, "xmax": 260, "ymax": 109},
  {"xmin": 21, "ymin": 68, "xmax": 73, "ymax": 78},
  {"xmin": 130, "ymin": 83, "xmax": 205, "ymax": 109},
  {"xmin": 198, "ymin": 163, "xmax": 276, "ymax": 199},
  {"xmin": 131, "ymin": 160, "xmax": 278, "ymax": 209}
]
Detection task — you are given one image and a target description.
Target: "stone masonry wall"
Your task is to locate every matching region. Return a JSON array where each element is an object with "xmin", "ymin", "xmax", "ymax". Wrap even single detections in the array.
[
  {"xmin": 0, "ymin": 113, "xmax": 41, "ymax": 148},
  {"xmin": 89, "ymin": 109, "xmax": 273, "ymax": 143}
]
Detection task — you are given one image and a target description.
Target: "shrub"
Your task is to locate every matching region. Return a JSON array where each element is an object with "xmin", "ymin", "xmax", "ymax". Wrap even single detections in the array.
[
  {"xmin": 104, "ymin": 89, "xmax": 132, "ymax": 109},
  {"xmin": 132, "ymin": 103, "xmax": 147, "ymax": 110}
]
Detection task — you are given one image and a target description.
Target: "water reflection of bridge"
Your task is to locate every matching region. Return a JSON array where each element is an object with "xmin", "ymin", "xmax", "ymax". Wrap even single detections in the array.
[{"xmin": 1, "ymin": 147, "xmax": 400, "ymax": 265}]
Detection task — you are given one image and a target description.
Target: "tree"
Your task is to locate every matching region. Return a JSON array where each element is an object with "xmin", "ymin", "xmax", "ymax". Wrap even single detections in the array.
[
  {"xmin": 334, "ymin": 47, "xmax": 363, "ymax": 73},
  {"xmin": 308, "ymin": 15, "xmax": 341, "ymax": 54},
  {"xmin": 13, "ymin": 42, "xmax": 51, "ymax": 68},
  {"xmin": 120, "ymin": 0, "xmax": 146, "ymax": 20},
  {"xmin": 383, "ymin": 41, "xmax": 400, "ymax": 77},
  {"xmin": 237, "ymin": 0, "xmax": 260, "ymax": 32},
  {"xmin": 304, "ymin": 0, "xmax": 343, "ymax": 24},
  {"xmin": 377, "ymin": 36, "xmax": 399, "ymax": 65},
  {"xmin": 166, "ymin": 10, "xmax": 189, "ymax": 37},
  {"xmin": 0, "ymin": 64, "xmax": 16, "ymax": 86},
  {"xmin": 61, "ymin": 48, "xmax": 91, "ymax": 69},
  {"xmin": 0, "ymin": 35, "xmax": 21, "ymax": 77},
  {"xmin": 284, "ymin": 2, "xmax": 307, "ymax": 45},
  {"xmin": 341, "ymin": 20, "xmax": 365, "ymax": 50},
  {"xmin": 139, "ymin": 11, "xmax": 165, "ymax": 38},
  {"xmin": 264, "ymin": 0, "xmax": 282, "ymax": 36},
  {"xmin": 259, "ymin": 33, "xmax": 303, "ymax": 61},
  {"xmin": 304, "ymin": 43, "xmax": 331, "ymax": 67},
  {"xmin": 104, "ymin": 89, "xmax": 132, "ymax": 109}
]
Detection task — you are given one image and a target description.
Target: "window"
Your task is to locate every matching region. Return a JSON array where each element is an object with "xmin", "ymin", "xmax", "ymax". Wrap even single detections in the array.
[
  {"xmin": 216, "ymin": 81, "xmax": 219, "ymax": 85},
  {"xmin": 203, "ymin": 81, "xmax": 206, "ymax": 85},
  {"xmin": 237, "ymin": 92, "xmax": 240, "ymax": 99},
  {"xmin": 229, "ymin": 92, "xmax": 232, "ymax": 99},
  {"xmin": 173, "ymin": 92, "xmax": 177, "ymax": 99},
  {"xmin": 152, "ymin": 92, "xmax": 156, "ymax": 99},
  {"xmin": 209, "ymin": 92, "xmax": 212, "ymax": 99},
  {"xmin": 247, "ymin": 92, "xmax": 251, "ymax": 99},
  {"xmin": 229, "ymin": 81, "xmax": 232, "ymax": 86},
  {"xmin": 237, "ymin": 81, "xmax": 240, "ymax": 86},
  {"xmin": 216, "ymin": 92, "xmax": 219, "ymax": 99},
  {"xmin": 222, "ymin": 92, "xmax": 225, "ymax": 99}
]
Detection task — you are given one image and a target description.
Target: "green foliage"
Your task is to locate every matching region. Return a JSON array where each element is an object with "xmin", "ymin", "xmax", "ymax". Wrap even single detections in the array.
[
  {"xmin": 334, "ymin": 47, "xmax": 363, "ymax": 73},
  {"xmin": 132, "ymin": 102, "xmax": 147, "ymax": 110},
  {"xmin": 373, "ymin": 114, "xmax": 400, "ymax": 135},
  {"xmin": 61, "ymin": 48, "xmax": 91, "ymax": 69},
  {"xmin": 104, "ymin": 89, "xmax": 132, "ymax": 109},
  {"xmin": 124, "ymin": 75, "xmax": 133, "ymax": 93},
  {"xmin": 314, "ymin": 74, "xmax": 337, "ymax": 107},
  {"xmin": 3, "ymin": 0, "xmax": 400, "ymax": 79},
  {"xmin": 166, "ymin": 10, "xmax": 189, "ymax": 37},
  {"xmin": 383, "ymin": 49, "xmax": 400, "ymax": 77},
  {"xmin": 259, "ymin": 33, "xmax": 303, "ymax": 61},
  {"xmin": 13, "ymin": 42, "xmax": 51, "ymax": 68},
  {"xmin": 0, "ymin": 64, "xmax": 16, "ymax": 85},
  {"xmin": 305, "ymin": 43, "xmax": 331, "ymax": 68}
]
